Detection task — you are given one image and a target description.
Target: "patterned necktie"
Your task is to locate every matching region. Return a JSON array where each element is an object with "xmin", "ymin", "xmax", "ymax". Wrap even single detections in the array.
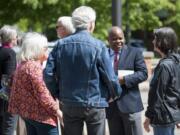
[{"xmin": 114, "ymin": 51, "xmax": 119, "ymax": 71}]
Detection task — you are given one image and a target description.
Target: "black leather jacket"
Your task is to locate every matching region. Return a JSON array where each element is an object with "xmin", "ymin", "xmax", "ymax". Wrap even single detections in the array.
[{"xmin": 145, "ymin": 53, "xmax": 180, "ymax": 125}]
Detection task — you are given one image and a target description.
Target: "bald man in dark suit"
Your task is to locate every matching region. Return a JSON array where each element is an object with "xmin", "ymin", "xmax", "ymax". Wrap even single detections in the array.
[{"xmin": 106, "ymin": 26, "xmax": 148, "ymax": 135}]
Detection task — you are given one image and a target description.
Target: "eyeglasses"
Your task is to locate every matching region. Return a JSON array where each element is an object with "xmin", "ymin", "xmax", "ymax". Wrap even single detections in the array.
[
  {"xmin": 56, "ymin": 25, "xmax": 64, "ymax": 29},
  {"xmin": 56, "ymin": 25, "xmax": 60, "ymax": 29},
  {"xmin": 44, "ymin": 46, "xmax": 48, "ymax": 51}
]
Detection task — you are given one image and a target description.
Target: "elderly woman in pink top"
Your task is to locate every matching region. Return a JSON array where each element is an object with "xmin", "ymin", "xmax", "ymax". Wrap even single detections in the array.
[{"xmin": 8, "ymin": 32, "xmax": 63, "ymax": 135}]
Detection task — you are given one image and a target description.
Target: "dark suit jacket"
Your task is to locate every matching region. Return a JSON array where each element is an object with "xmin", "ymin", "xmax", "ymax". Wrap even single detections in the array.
[{"xmin": 107, "ymin": 45, "xmax": 148, "ymax": 116}]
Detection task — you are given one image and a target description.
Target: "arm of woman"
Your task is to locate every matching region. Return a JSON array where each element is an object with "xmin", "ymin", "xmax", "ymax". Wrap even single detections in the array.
[{"xmin": 145, "ymin": 63, "xmax": 170, "ymax": 122}]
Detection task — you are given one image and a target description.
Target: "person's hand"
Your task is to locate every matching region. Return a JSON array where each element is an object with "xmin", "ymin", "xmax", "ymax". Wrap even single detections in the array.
[
  {"xmin": 108, "ymin": 98, "xmax": 114, "ymax": 103},
  {"xmin": 55, "ymin": 99, "xmax": 60, "ymax": 109},
  {"xmin": 56, "ymin": 109, "xmax": 64, "ymax": 127},
  {"xmin": 144, "ymin": 118, "xmax": 151, "ymax": 132},
  {"xmin": 118, "ymin": 76, "xmax": 125, "ymax": 85},
  {"xmin": 55, "ymin": 99, "xmax": 63, "ymax": 126},
  {"xmin": 176, "ymin": 123, "xmax": 180, "ymax": 129}
]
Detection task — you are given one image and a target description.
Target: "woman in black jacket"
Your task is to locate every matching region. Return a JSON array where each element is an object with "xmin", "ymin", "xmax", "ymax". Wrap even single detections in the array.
[
  {"xmin": 0, "ymin": 25, "xmax": 18, "ymax": 135},
  {"xmin": 144, "ymin": 27, "xmax": 180, "ymax": 135}
]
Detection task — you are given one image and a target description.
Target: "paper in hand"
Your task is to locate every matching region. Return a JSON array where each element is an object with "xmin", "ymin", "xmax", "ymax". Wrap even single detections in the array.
[{"xmin": 118, "ymin": 70, "xmax": 134, "ymax": 77}]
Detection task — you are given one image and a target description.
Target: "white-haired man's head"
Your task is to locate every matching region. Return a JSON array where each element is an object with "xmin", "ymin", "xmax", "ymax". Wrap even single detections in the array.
[
  {"xmin": 56, "ymin": 16, "xmax": 75, "ymax": 38},
  {"xmin": 72, "ymin": 6, "xmax": 96, "ymax": 33}
]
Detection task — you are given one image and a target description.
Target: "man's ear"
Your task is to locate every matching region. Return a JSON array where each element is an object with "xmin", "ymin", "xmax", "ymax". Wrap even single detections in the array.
[{"xmin": 88, "ymin": 21, "xmax": 95, "ymax": 33}]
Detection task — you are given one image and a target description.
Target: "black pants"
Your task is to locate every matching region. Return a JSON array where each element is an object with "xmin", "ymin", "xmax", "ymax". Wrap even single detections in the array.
[
  {"xmin": 0, "ymin": 99, "xmax": 18, "ymax": 135},
  {"xmin": 62, "ymin": 105, "xmax": 106, "ymax": 135},
  {"xmin": 107, "ymin": 102, "xmax": 143, "ymax": 135}
]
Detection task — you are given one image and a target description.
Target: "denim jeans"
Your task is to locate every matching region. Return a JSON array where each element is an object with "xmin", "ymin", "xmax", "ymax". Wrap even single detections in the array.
[
  {"xmin": 24, "ymin": 119, "xmax": 58, "ymax": 135},
  {"xmin": 153, "ymin": 124, "xmax": 175, "ymax": 135},
  {"xmin": 0, "ymin": 99, "xmax": 18, "ymax": 135},
  {"xmin": 62, "ymin": 105, "xmax": 106, "ymax": 135}
]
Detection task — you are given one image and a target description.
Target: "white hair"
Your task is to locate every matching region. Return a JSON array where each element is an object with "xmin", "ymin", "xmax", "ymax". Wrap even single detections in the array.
[
  {"xmin": 57, "ymin": 16, "xmax": 75, "ymax": 34},
  {"xmin": 72, "ymin": 6, "xmax": 96, "ymax": 29},
  {"xmin": 18, "ymin": 32, "xmax": 48, "ymax": 61},
  {"xmin": 0, "ymin": 25, "xmax": 17, "ymax": 44}
]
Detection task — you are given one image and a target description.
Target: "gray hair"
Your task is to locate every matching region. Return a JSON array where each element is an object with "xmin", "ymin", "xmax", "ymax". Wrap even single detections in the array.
[
  {"xmin": 18, "ymin": 32, "xmax": 48, "ymax": 61},
  {"xmin": 72, "ymin": 6, "xmax": 96, "ymax": 29},
  {"xmin": 0, "ymin": 25, "xmax": 17, "ymax": 44},
  {"xmin": 57, "ymin": 16, "xmax": 75, "ymax": 34}
]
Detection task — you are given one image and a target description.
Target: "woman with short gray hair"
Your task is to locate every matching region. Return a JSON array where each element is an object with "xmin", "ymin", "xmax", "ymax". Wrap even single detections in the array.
[
  {"xmin": 0, "ymin": 25, "xmax": 18, "ymax": 135},
  {"xmin": 0, "ymin": 25, "xmax": 17, "ymax": 45}
]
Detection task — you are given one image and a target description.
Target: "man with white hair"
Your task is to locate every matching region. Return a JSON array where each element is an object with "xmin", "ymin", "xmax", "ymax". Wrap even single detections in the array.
[
  {"xmin": 44, "ymin": 6, "xmax": 122, "ymax": 135},
  {"xmin": 48, "ymin": 16, "xmax": 75, "ymax": 49},
  {"xmin": 56, "ymin": 16, "xmax": 75, "ymax": 38}
]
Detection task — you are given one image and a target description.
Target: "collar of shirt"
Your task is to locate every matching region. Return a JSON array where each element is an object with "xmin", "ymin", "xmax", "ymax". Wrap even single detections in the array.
[
  {"xmin": 2, "ymin": 43, "xmax": 12, "ymax": 48},
  {"xmin": 113, "ymin": 49, "xmax": 122, "ymax": 58}
]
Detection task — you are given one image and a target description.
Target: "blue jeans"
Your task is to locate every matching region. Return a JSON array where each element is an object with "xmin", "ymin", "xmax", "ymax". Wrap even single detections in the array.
[
  {"xmin": 153, "ymin": 124, "xmax": 175, "ymax": 135},
  {"xmin": 62, "ymin": 105, "xmax": 106, "ymax": 135},
  {"xmin": 24, "ymin": 119, "xmax": 58, "ymax": 135}
]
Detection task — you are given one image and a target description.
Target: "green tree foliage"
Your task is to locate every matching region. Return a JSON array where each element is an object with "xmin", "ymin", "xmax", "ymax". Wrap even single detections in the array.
[{"xmin": 0, "ymin": 0, "xmax": 179, "ymax": 45}]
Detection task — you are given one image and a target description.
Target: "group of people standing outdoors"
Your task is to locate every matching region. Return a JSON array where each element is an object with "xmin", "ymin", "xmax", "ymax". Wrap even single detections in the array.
[{"xmin": 0, "ymin": 5, "xmax": 180, "ymax": 135}]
